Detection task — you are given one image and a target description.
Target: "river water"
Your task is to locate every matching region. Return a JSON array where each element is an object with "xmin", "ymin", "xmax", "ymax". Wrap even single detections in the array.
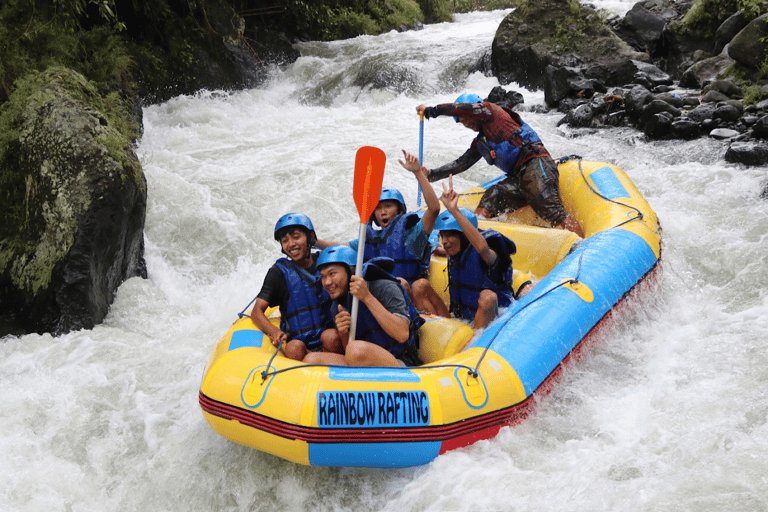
[{"xmin": 3, "ymin": 5, "xmax": 768, "ymax": 511}]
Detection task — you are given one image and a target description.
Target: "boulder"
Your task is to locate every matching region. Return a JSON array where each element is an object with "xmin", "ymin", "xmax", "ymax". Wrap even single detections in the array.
[
  {"xmin": 491, "ymin": 0, "xmax": 648, "ymax": 91},
  {"xmin": 612, "ymin": 3, "xmax": 667, "ymax": 55},
  {"xmin": 724, "ymin": 141, "xmax": 768, "ymax": 165},
  {"xmin": 728, "ymin": 13, "xmax": 768, "ymax": 69},
  {"xmin": 0, "ymin": 67, "xmax": 147, "ymax": 336},
  {"xmin": 678, "ymin": 54, "xmax": 735, "ymax": 89}
]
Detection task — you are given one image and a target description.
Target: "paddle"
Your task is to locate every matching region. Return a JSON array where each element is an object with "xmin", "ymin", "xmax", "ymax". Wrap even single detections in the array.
[
  {"xmin": 350, "ymin": 146, "xmax": 386, "ymax": 342},
  {"xmin": 417, "ymin": 112, "xmax": 424, "ymax": 206}
]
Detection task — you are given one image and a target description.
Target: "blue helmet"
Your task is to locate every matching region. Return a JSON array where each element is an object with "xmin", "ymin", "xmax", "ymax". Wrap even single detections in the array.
[
  {"xmin": 317, "ymin": 245, "xmax": 358, "ymax": 271},
  {"xmin": 435, "ymin": 207, "xmax": 478, "ymax": 232},
  {"xmin": 454, "ymin": 93, "xmax": 482, "ymax": 122},
  {"xmin": 274, "ymin": 213, "xmax": 317, "ymax": 247},
  {"xmin": 379, "ymin": 187, "xmax": 406, "ymax": 213},
  {"xmin": 372, "ymin": 187, "xmax": 406, "ymax": 226}
]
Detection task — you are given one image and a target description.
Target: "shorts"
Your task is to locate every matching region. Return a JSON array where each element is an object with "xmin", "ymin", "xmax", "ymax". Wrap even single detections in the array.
[
  {"xmin": 397, "ymin": 346, "xmax": 423, "ymax": 367},
  {"xmin": 477, "ymin": 156, "xmax": 568, "ymax": 225}
]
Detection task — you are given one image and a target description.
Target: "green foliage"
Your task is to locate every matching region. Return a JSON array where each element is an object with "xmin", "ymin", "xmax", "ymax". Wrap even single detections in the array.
[
  {"xmin": 742, "ymin": 85, "xmax": 766, "ymax": 104},
  {"xmin": 453, "ymin": 0, "xmax": 517, "ymax": 14},
  {"xmin": 737, "ymin": 0, "xmax": 768, "ymax": 19},
  {"xmin": 416, "ymin": 0, "xmax": 453, "ymax": 22}
]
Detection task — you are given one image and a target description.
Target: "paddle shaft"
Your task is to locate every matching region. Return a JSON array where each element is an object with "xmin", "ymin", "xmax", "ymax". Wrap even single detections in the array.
[
  {"xmin": 348, "ymin": 224, "xmax": 368, "ymax": 342},
  {"xmin": 417, "ymin": 113, "xmax": 424, "ymax": 206}
]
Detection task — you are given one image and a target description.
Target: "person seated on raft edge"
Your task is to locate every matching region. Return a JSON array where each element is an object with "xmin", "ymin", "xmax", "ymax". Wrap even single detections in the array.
[
  {"xmin": 250, "ymin": 213, "xmax": 340, "ymax": 362},
  {"xmin": 420, "ymin": 176, "xmax": 532, "ymax": 330},
  {"xmin": 303, "ymin": 245, "xmax": 424, "ymax": 368},
  {"xmin": 416, "ymin": 95, "xmax": 584, "ymax": 238},
  {"xmin": 316, "ymin": 149, "xmax": 450, "ymax": 318}
]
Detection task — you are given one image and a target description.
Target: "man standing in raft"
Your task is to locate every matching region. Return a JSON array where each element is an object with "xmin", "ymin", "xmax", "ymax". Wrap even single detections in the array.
[
  {"xmin": 304, "ymin": 245, "xmax": 424, "ymax": 367},
  {"xmin": 250, "ymin": 214, "xmax": 337, "ymax": 361},
  {"xmin": 417, "ymin": 94, "xmax": 584, "ymax": 237}
]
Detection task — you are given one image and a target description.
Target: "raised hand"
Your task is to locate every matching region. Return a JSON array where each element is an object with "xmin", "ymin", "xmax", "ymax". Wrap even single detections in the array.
[{"xmin": 440, "ymin": 175, "xmax": 459, "ymax": 212}]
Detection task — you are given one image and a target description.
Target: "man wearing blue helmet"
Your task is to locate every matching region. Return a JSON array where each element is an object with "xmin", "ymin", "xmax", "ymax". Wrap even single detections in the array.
[
  {"xmin": 416, "ymin": 94, "xmax": 584, "ymax": 238},
  {"xmin": 304, "ymin": 245, "xmax": 424, "ymax": 367},
  {"xmin": 250, "ymin": 213, "xmax": 338, "ymax": 361},
  {"xmin": 318, "ymin": 150, "xmax": 449, "ymax": 317},
  {"xmin": 428, "ymin": 177, "xmax": 531, "ymax": 329}
]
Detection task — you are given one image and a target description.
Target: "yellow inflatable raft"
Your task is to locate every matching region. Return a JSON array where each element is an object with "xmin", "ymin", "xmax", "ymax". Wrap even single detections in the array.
[{"xmin": 199, "ymin": 157, "xmax": 661, "ymax": 467}]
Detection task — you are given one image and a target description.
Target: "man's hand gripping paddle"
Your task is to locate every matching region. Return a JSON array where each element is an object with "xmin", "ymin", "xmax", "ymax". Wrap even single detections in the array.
[{"xmin": 350, "ymin": 146, "xmax": 386, "ymax": 342}]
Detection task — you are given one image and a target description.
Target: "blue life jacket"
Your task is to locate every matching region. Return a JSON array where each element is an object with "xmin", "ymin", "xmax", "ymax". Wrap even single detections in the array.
[
  {"xmin": 355, "ymin": 212, "xmax": 430, "ymax": 283},
  {"xmin": 274, "ymin": 257, "xmax": 330, "ymax": 350},
  {"xmin": 476, "ymin": 120, "xmax": 541, "ymax": 175},
  {"xmin": 333, "ymin": 258, "xmax": 424, "ymax": 358},
  {"xmin": 447, "ymin": 231, "xmax": 515, "ymax": 321}
]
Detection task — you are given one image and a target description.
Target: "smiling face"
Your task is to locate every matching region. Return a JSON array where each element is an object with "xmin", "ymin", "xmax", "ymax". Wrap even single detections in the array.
[
  {"xmin": 320, "ymin": 263, "xmax": 350, "ymax": 300},
  {"xmin": 440, "ymin": 230, "xmax": 462, "ymax": 257},
  {"xmin": 374, "ymin": 200, "xmax": 401, "ymax": 228},
  {"xmin": 279, "ymin": 227, "xmax": 310, "ymax": 264}
]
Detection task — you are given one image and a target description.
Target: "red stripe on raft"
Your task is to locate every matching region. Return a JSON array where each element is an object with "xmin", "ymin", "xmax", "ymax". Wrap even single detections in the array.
[{"xmin": 199, "ymin": 390, "xmax": 531, "ymax": 443}]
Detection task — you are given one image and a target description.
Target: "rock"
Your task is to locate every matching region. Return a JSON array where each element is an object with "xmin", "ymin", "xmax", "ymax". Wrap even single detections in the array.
[
  {"xmin": 752, "ymin": 115, "xmax": 768, "ymax": 138},
  {"xmin": 642, "ymin": 111, "xmax": 673, "ymax": 138},
  {"xmin": 678, "ymin": 54, "xmax": 735, "ymax": 89},
  {"xmin": 566, "ymin": 103, "xmax": 596, "ymax": 127},
  {"xmin": 670, "ymin": 118, "xmax": 701, "ymax": 139},
  {"xmin": 701, "ymin": 89, "xmax": 731, "ymax": 103},
  {"xmin": 685, "ymin": 104, "xmax": 716, "ymax": 124},
  {"xmin": 713, "ymin": 103, "xmax": 742, "ymax": 123},
  {"xmin": 487, "ymin": 86, "xmax": 525, "ymax": 109},
  {"xmin": 0, "ymin": 67, "xmax": 147, "ymax": 336},
  {"xmin": 714, "ymin": 11, "xmax": 748, "ymax": 55},
  {"xmin": 710, "ymin": 127, "xmax": 740, "ymax": 139},
  {"xmin": 625, "ymin": 85, "xmax": 654, "ymax": 119},
  {"xmin": 639, "ymin": 98, "xmax": 682, "ymax": 125},
  {"xmin": 762, "ymin": 182, "xmax": 768, "ymax": 199},
  {"xmin": 491, "ymin": 0, "xmax": 647, "ymax": 91},
  {"xmin": 702, "ymin": 79, "xmax": 743, "ymax": 98},
  {"xmin": 612, "ymin": 3, "xmax": 667, "ymax": 55},
  {"xmin": 728, "ymin": 14, "xmax": 768, "ymax": 69},
  {"xmin": 724, "ymin": 141, "xmax": 768, "ymax": 165}
]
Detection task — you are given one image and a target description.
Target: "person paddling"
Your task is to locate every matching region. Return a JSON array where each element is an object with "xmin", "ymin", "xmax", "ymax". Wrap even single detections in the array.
[{"xmin": 417, "ymin": 94, "xmax": 584, "ymax": 237}]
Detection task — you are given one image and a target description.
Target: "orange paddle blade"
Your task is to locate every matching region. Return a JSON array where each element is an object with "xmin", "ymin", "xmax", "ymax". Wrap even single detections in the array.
[{"xmin": 353, "ymin": 146, "xmax": 386, "ymax": 224}]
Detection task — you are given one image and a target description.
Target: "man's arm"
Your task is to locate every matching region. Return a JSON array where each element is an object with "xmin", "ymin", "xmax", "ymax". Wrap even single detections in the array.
[
  {"xmin": 428, "ymin": 146, "xmax": 482, "ymax": 182},
  {"xmin": 349, "ymin": 277, "xmax": 410, "ymax": 343}
]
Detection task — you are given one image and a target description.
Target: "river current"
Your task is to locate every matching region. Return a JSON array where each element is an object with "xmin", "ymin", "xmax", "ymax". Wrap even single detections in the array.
[{"xmin": 3, "ymin": 5, "xmax": 768, "ymax": 511}]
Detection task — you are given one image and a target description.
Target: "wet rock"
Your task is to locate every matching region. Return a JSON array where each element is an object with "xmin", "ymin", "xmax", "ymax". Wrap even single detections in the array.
[
  {"xmin": 670, "ymin": 118, "xmax": 701, "ymax": 139},
  {"xmin": 487, "ymin": 86, "xmax": 525, "ymax": 109},
  {"xmin": 0, "ymin": 67, "xmax": 147, "ymax": 336},
  {"xmin": 728, "ymin": 14, "xmax": 768, "ymax": 69},
  {"xmin": 625, "ymin": 85, "xmax": 654, "ymax": 118},
  {"xmin": 679, "ymin": 54, "xmax": 735, "ymax": 89},
  {"xmin": 686, "ymin": 104, "xmax": 716, "ymax": 123},
  {"xmin": 702, "ymin": 79, "xmax": 743, "ymax": 98},
  {"xmin": 701, "ymin": 90, "xmax": 731, "ymax": 103},
  {"xmin": 724, "ymin": 141, "xmax": 768, "ymax": 165},
  {"xmin": 639, "ymin": 99, "xmax": 682, "ymax": 125},
  {"xmin": 710, "ymin": 127, "xmax": 740, "ymax": 139},
  {"xmin": 714, "ymin": 11, "xmax": 748, "ymax": 55},
  {"xmin": 642, "ymin": 111, "xmax": 673, "ymax": 138},
  {"xmin": 491, "ymin": 0, "xmax": 647, "ymax": 91},
  {"xmin": 713, "ymin": 103, "xmax": 742, "ymax": 123},
  {"xmin": 752, "ymin": 115, "xmax": 768, "ymax": 138},
  {"xmin": 612, "ymin": 3, "xmax": 667, "ymax": 55}
]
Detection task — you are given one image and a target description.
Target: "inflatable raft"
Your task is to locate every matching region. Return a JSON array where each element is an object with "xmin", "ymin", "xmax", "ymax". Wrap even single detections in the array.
[{"xmin": 198, "ymin": 156, "xmax": 661, "ymax": 467}]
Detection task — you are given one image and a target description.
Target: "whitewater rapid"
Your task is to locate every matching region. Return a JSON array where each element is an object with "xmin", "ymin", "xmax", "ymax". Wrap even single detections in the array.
[{"xmin": 3, "ymin": 5, "xmax": 768, "ymax": 511}]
